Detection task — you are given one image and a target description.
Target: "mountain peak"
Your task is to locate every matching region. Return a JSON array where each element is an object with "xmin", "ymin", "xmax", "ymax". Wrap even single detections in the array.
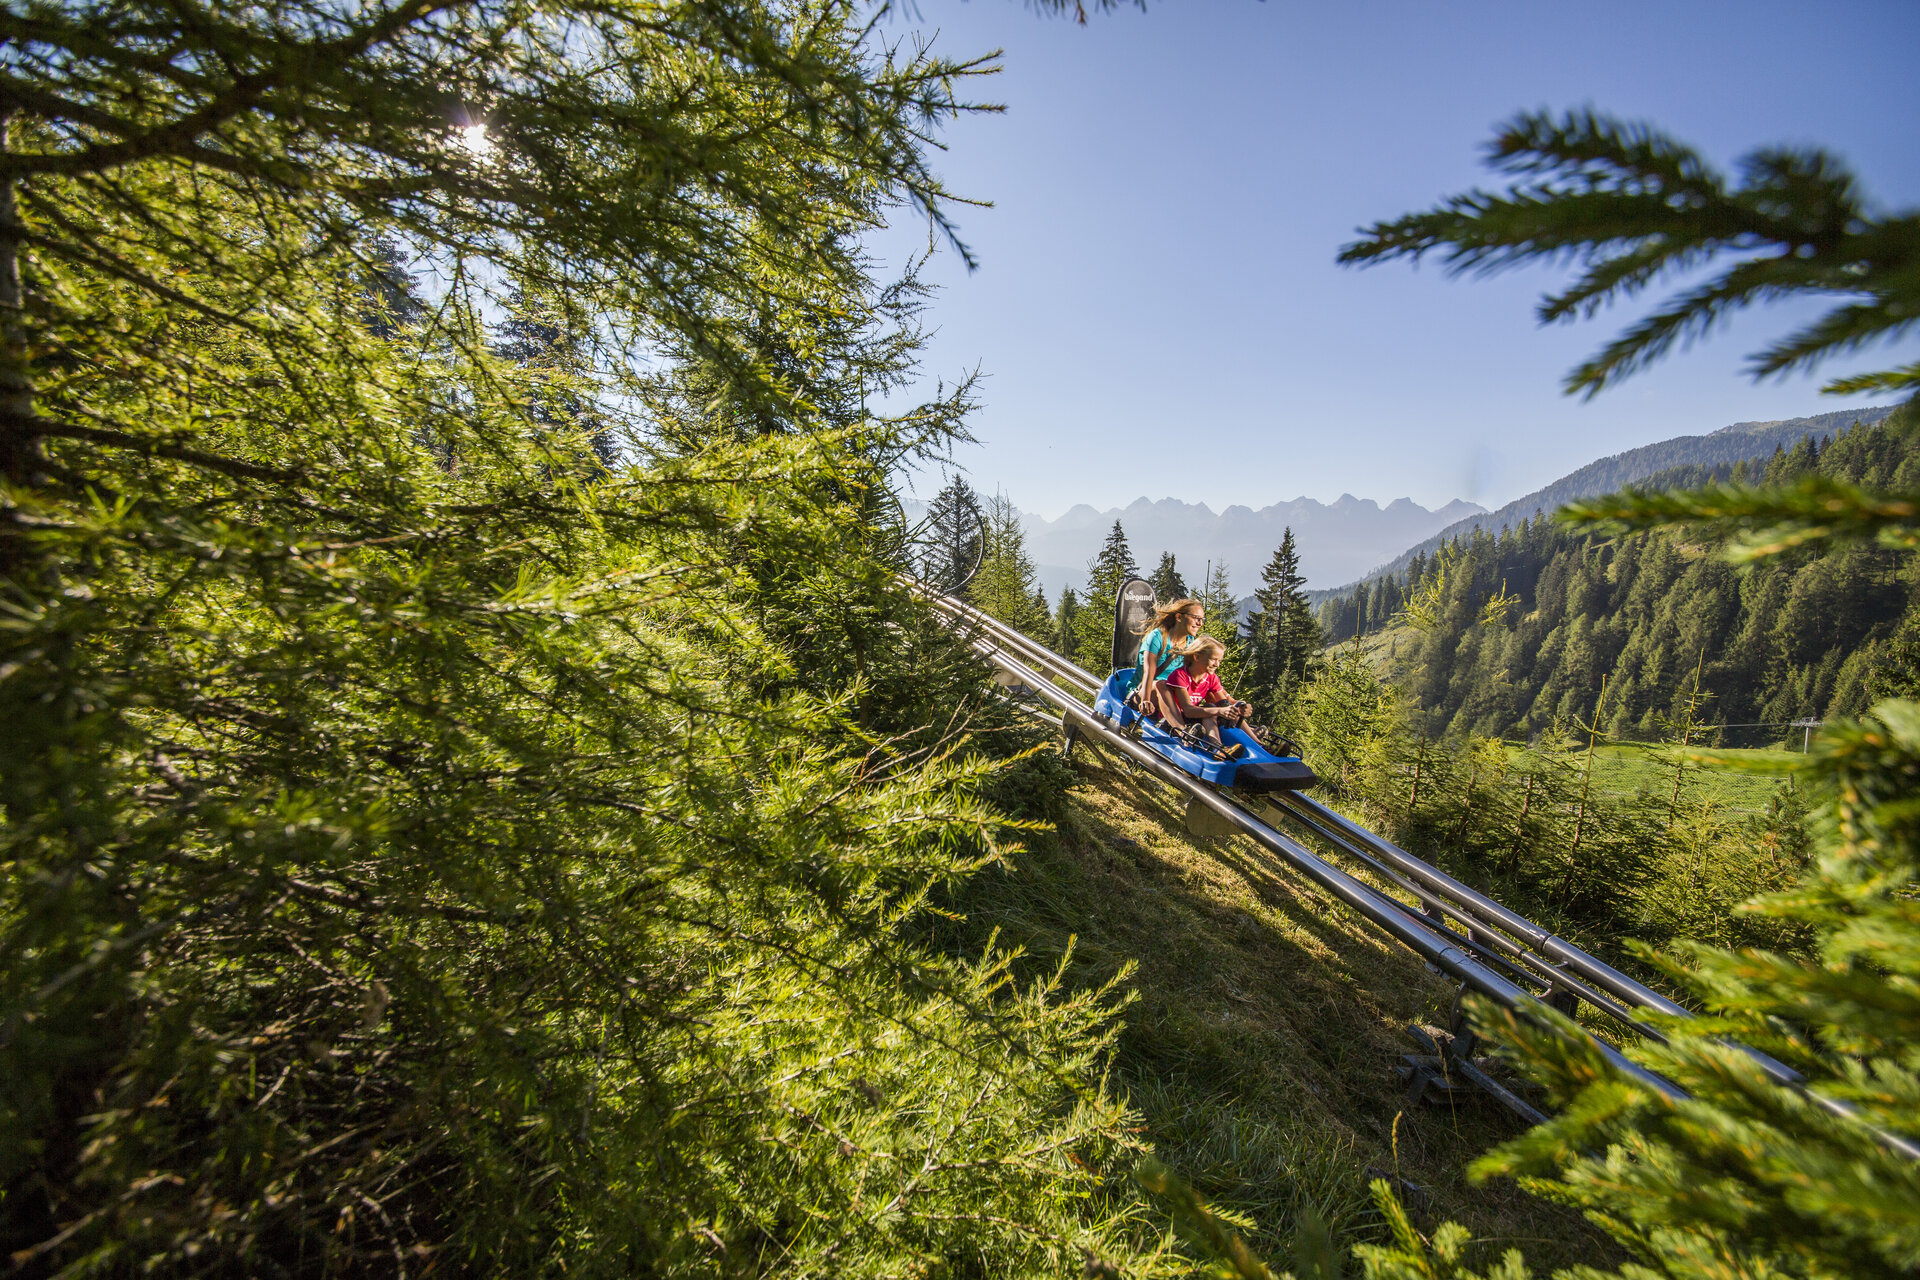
[{"xmin": 1019, "ymin": 491, "xmax": 1482, "ymax": 595}]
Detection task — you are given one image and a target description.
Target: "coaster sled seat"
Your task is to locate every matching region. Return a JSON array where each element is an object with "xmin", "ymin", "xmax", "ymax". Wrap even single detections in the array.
[{"xmin": 1093, "ymin": 668, "xmax": 1318, "ymax": 792}]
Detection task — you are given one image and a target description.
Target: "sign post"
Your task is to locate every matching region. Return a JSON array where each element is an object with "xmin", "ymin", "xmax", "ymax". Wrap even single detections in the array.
[{"xmin": 1110, "ymin": 578, "xmax": 1156, "ymax": 674}]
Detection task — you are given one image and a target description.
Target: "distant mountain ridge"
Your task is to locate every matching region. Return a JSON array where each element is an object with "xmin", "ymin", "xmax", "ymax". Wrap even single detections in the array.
[
  {"xmin": 1021, "ymin": 493, "xmax": 1485, "ymax": 599},
  {"xmin": 1320, "ymin": 404, "xmax": 1897, "ymax": 598}
]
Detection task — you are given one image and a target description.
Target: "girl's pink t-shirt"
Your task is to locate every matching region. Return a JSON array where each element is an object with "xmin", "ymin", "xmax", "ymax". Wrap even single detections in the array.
[{"xmin": 1167, "ymin": 668, "xmax": 1222, "ymax": 704}]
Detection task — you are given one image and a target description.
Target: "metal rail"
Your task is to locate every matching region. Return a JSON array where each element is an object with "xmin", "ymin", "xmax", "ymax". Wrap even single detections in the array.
[{"xmin": 926, "ymin": 588, "xmax": 1920, "ymax": 1158}]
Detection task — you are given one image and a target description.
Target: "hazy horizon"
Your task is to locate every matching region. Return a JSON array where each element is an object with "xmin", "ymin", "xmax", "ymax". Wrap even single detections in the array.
[{"xmin": 1016, "ymin": 491, "xmax": 1481, "ymax": 525}]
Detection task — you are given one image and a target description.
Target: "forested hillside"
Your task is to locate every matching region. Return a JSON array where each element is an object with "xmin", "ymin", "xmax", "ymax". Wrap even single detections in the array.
[
  {"xmin": 1319, "ymin": 400, "xmax": 1917, "ymax": 744},
  {"xmin": 1328, "ymin": 404, "xmax": 1895, "ymax": 596}
]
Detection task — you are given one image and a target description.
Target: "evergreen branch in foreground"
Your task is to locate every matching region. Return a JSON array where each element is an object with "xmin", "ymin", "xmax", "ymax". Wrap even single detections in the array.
[
  {"xmin": 1339, "ymin": 109, "xmax": 1920, "ymax": 411},
  {"xmin": 1560, "ymin": 475, "xmax": 1920, "ymax": 562}
]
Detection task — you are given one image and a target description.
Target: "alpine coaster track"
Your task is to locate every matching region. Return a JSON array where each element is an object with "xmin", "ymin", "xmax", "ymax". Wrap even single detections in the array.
[{"xmin": 916, "ymin": 584, "xmax": 1920, "ymax": 1160}]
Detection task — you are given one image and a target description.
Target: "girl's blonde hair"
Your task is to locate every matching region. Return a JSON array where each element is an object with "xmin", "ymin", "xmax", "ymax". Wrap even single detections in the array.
[
  {"xmin": 1189, "ymin": 634, "xmax": 1226, "ymax": 663},
  {"xmin": 1134, "ymin": 596, "xmax": 1203, "ymax": 637}
]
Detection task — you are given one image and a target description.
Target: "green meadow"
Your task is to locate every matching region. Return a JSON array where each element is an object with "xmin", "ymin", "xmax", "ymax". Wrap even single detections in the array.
[{"xmin": 1521, "ymin": 742, "xmax": 1802, "ymax": 814}]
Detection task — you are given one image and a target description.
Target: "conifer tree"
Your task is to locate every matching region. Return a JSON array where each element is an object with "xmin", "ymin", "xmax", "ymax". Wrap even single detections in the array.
[
  {"xmin": 1278, "ymin": 559, "xmax": 1324, "ymax": 682},
  {"xmin": 922, "ymin": 475, "xmax": 986, "ymax": 593},
  {"xmin": 1148, "ymin": 550, "xmax": 1189, "ymax": 602},
  {"xmin": 358, "ymin": 234, "xmax": 427, "ymax": 339},
  {"xmin": 971, "ymin": 492, "xmax": 1051, "ymax": 639},
  {"xmin": 493, "ymin": 284, "xmax": 615, "ymax": 467},
  {"xmin": 1054, "ymin": 585, "xmax": 1082, "ymax": 659},
  {"xmin": 1256, "ymin": 108, "xmax": 1920, "ymax": 1280},
  {"xmin": 1198, "ymin": 560, "xmax": 1240, "ymax": 645},
  {"xmin": 1341, "ymin": 109, "xmax": 1920, "ymax": 425},
  {"xmin": 1089, "ymin": 520, "xmax": 1140, "ymax": 595},
  {"xmin": 1243, "ymin": 527, "xmax": 1321, "ymax": 712},
  {"xmin": 1870, "ymin": 608, "xmax": 1920, "ymax": 701},
  {"xmin": 1073, "ymin": 520, "xmax": 1139, "ymax": 669}
]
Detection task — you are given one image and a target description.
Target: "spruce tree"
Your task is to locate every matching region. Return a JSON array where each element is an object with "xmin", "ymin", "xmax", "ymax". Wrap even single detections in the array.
[
  {"xmin": 358, "ymin": 234, "xmax": 428, "ymax": 339},
  {"xmin": 1241, "ymin": 109, "xmax": 1920, "ymax": 1280},
  {"xmin": 1244, "ymin": 527, "xmax": 1320, "ymax": 711},
  {"xmin": 1088, "ymin": 520, "xmax": 1140, "ymax": 597},
  {"xmin": 1342, "ymin": 109, "xmax": 1920, "ymax": 424},
  {"xmin": 971, "ymin": 492, "xmax": 1051, "ymax": 639},
  {"xmin": 1869, "ymin": 608, "xmax": 1920, "ymax": 701},
  {"xmin": 1054, "ymin": 585, "xmax": 1081, "ymax": 658},
  {"xmin": 1148, "ymin": 550, "xmax": 1190, "ymax": 602},
  {"xmin": 1278, "ymin": 556, "xmax": 1324, "ymax": 685},
  {"xmin": 1073, "ymin": 520, "xmax": 1138, "ymax": 670},
  {"xmin": 1198, "ymin": 560, "xmax": 1240, "ymax": 645},
  {"xmin": 922, "ymin": 475, "xmax": 986, "ymax": 593},
  {"xmin": 493, "ymin": 284, "xmax": 615, "ymax": 467}
]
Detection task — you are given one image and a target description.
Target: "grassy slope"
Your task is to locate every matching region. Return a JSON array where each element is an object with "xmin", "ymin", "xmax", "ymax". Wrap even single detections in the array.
[{"xmin": 951, "ymin": 737, "xmax": 1610, "ymax": 1269}]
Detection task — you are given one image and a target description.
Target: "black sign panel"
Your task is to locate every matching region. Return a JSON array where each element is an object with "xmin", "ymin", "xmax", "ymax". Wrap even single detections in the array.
[{"xmin": 1110, "ymin": 578, "xmax": 1156, "ymax": 673}]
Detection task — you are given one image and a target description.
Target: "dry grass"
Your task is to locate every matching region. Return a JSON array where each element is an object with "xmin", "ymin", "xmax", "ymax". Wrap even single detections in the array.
[{"xmin": 946, "ymin": 737, "xmax": 1615, "ymax": 1269}]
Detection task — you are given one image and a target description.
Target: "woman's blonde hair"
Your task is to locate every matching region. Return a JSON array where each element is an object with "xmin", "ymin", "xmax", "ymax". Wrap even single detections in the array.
[{"xmin": 1134, "ymin": 596, "xmax": 1203, "ymax": 638}]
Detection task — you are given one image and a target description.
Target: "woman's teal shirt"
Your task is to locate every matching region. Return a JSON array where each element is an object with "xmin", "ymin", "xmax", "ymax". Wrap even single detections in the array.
[{"xmin": 1134, "ymin": 628, "xmax": 1187, "ymax": 689}]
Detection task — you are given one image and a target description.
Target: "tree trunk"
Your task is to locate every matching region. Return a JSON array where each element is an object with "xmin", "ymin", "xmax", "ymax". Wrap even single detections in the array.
[
  {"xmin": 1507, "ymin": 770, "xmax": 1535, "ymax": 873},
  {"xmin": 1406, "ymin": 735, "xmax": 1428, "ymax": 846},
  {"xmin": 0, "ymin": 109, "xmax": 32, "ymax": 467},
  {"xmin": 0, "ymin": 109, "xmax": 39, "ymax": 582},
  {"xmin": 0, "ymin": 106, "xmax": 40, "ymax": 533}
]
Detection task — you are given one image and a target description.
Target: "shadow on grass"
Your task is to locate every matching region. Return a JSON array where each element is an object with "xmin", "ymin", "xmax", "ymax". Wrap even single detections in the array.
[{"xmin": 932, "ymin": 738, "xmax": 1616, "ymax": 1270}]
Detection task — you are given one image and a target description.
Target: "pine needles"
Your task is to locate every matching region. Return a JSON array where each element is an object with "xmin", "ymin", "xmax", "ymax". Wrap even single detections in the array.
[{"xmin": 1340, "ymin": 109, "xmax": 1920, "ymax": 413}]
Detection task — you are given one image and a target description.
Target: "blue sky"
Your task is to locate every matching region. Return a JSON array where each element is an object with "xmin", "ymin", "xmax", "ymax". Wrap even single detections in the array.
[{"xmin": 877, "ymin": 0, "xmax": 1920, "ymax": 518}]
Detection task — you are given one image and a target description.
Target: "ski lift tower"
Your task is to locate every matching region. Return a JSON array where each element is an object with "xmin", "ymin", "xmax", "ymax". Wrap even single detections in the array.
[{"xmin": 1791, "ymin": 717, "xmax": 1820, "ymax": 753}]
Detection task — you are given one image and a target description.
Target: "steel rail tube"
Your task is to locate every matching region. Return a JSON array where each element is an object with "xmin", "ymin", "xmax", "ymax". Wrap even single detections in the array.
[
  {"xmin": 1272, "ymin": 810, "xmax": 1920, "ymax": 1156},
  {"xmin": 923, "ymin": 593, "xmax": 1100, "ymax": 694},
  {"xmin": 916, "ymin": 589, "xmax": 1101, "ymax": 690},
  {"xmin": 1273, "ymin": 794, "xmax": 1698, "ymax": 1020},
  {"xmin": 1261, "ymin": 798, "xmax": 1668, "ymax": 1040},
  {"xmin": 931, "ymin": 607, "xmax": 1098, "ymax": 698},
  {"xmin": 977, "ymin": 631, "xmax": 1097, "ymax": 699},
  {"xmin": 1272, "ymin": 788, "xmax": 1920, "ymax": 1159},
  {"xmin": 975, "ymin": 643, "xmax": 1687, "ymax": 1103},
  {"xmin": 1235, "ymin": 802, "xmax": 1562, "ymax": 997},
  {"xmin": 1267, "ymin": 795, "xmax": 1832, "ymax": 1091}
]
